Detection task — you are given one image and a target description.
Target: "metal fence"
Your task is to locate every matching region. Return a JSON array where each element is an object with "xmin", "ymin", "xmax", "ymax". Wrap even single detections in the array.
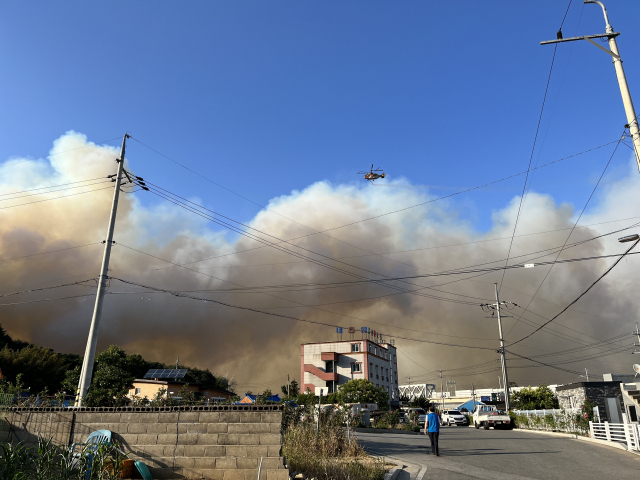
[
  {"xmin": 512, "ymin": 408, "xmax": 583, "ymax": 433},
  {"xmin": 590, "ymin": 421, "xmax": 640, "ymax": 451}
]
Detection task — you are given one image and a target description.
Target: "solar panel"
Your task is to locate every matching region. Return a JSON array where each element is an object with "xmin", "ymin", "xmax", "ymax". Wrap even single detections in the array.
[{"xmin": 143, "ymin": 369, "xmax": 188, "ymax": 379}]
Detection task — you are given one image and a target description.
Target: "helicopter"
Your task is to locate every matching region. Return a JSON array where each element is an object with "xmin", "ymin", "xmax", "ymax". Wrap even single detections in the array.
[{"xmin": 357, "ymin": 164, "xmax": 386, "ymax": 183}]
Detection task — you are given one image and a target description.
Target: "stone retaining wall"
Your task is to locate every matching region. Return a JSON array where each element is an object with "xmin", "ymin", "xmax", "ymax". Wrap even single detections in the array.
[{"xmin": 1, "ymin": 405, "xmax": 288, "ymax": 480}]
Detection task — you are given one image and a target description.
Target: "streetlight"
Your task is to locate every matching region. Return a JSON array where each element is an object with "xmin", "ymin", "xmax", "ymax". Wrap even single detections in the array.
[
  {"xmin": 540, "ymin": 1, "xmax": 640, "ymax": 172},
  {"xmin": 619, "ymin": 234, "xmax": 640, "ymax": 243}
]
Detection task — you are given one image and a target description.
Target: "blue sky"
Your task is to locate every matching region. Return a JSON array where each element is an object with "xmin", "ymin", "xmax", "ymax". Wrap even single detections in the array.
[{"xmin": 1, "ymin": 0, "xmax": 639, "ymax": 232}]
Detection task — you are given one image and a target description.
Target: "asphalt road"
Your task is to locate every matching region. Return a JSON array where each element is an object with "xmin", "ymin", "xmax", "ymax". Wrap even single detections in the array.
[{"xmin": 355, "ymin": 426, "xmax": 640, "ymax": 480}]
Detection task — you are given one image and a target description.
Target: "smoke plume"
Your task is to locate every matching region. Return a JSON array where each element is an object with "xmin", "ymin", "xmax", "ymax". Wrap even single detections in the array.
[{"xmin": 1, "ymin": 131, "xmax": 639, "ymax": 393}]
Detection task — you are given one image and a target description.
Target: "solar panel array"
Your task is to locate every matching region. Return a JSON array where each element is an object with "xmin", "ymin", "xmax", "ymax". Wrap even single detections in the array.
[{"xmin": 143, "ymin": 369, "xmax": 188, "ymax": 379}]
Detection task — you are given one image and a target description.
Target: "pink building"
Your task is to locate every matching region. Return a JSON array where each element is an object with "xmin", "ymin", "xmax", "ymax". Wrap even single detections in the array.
[{"xmin": 300, "ymin": 336, "xmax": 399, "ymax": 403}]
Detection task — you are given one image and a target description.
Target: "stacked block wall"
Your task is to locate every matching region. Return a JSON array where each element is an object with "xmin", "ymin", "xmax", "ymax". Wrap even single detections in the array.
[{"xmin": 1, "ymin": 406, "xmax": 287, "ymax": 480}]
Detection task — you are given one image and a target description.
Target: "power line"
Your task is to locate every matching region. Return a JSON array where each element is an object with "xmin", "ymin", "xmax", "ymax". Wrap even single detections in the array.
[
  {"xmin": 0, "ymin": 177, "xmax": 111, "ymax": 199},
  {"xmin": 109, "ymin": 276, "xmax": 497, "ymax": 351},
  {"xmin": 0, "ymin": 136, "xmax": 123, "ymax": 170},
  {"xmin": 0, "ymin": 278, "xmax": 97, "ymax": 298},
  {"xmin": 0, "ymin": 242, "xmax": 102, "ymax": 263},
  {"xmin": 507, "ymin": 238, "xmax": 639, "ymax": 347},
  {"xmin": 150, "ymin": 214, "xmax": 640, "ymax": 270},
  {"xmin": 115, "ymin": 243, "xmax": 495, "ymax": 341},
  {"xmin": 0, "ymin": 185, "xmax": 114, "ymax": 211},
  {"xmin": 118, "ymin": 237, "xmax": 640, "ymax": 299},
  {"xmin": 0, "ymin": 293, "xmax": 96, "ymax": 307},
  {"xmin": 131, "ymin": 136, "xmax": 619, "ymax": 266},
  {"xmin": 498, "ymin": 42, "xmax": 560, "ymax": 292},
  {"xmin": 504, "ymin": 134, "xmax": 624, "ymax": 339},
  {"xmin": 134, "ymin": 180, "xmax": 496, "ymax": 306}
]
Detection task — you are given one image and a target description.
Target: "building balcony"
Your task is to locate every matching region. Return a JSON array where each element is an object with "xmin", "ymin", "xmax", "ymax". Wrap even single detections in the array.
[
  {"xmin": 304, "ymin": 364, "xmax": 338, "ymax": 381},
  {"xmin": 321, "ymin": 352, "xmax": 339, "ymax": 361}
]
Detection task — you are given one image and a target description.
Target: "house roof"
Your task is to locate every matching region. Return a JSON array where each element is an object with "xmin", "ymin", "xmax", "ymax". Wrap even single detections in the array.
[{"xmin": 238, "ymin": 394, "xmax": 281, "ymax": 403}]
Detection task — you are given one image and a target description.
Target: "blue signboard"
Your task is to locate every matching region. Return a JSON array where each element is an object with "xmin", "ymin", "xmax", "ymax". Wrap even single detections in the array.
[
  {"xmin": 336, "ymin": 327, "xmax": 343, "ymax": 334},
  {"xmin": 480, "ymin": 396, "xmax": 490, "ymax": 402}
]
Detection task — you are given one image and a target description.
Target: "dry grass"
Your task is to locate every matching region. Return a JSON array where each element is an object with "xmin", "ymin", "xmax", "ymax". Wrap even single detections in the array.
[{"xmin": 282, "ymin": 423, "xmax": 386, "ymax": 480}]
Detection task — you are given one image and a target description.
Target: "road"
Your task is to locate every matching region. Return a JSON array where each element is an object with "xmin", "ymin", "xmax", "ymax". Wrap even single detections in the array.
[{"xmin": 356, "ymin": 426, "xmax": 640, "ymax": 480}]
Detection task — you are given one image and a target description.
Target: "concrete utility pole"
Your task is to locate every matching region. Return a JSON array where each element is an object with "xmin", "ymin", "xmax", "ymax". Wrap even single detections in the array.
[
  {"xmin": 472, "ymin": 383, "xmax": 476, "ymax": 409},
  {"xmin": 438, "ymin": 370, "xmax": 444, "ymax": 412},
  {"xmin": 494, "ymin": 284, "xmax": 511, "ymax": 411},
  {"xmin": 481, "ymin": 285, "xmax": 513, "ymax": 411},
  {"xmin": 287, "ymin": 374, "xmax": 290, "ymax": 398},
  {"xmin": 75, "ymin": 134, "xmax": 129, "ymax": 407},
  {"xmin": 541, "ymin": 0, "xmax": 640, "ymax": 171}
]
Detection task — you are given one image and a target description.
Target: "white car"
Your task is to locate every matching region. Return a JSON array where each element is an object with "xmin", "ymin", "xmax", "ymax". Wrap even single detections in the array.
[{"xmin": 441, "ymin": 410, "xmax": 468, "ymax": 426}]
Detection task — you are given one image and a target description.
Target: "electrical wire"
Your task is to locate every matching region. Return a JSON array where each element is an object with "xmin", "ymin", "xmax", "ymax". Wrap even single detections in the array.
[
  {"xmin": 504, "ymin": 133, "xmax": 625, "ymax": 339},
  {"xmin": 498, "ymin": 44, "xmax": 559, "ymax": 293},
  {"xmin": 0, "ymin": 278, "xmax": 98, "ymax": 298},
  {"xmin": 0, "ymin": 186, "xmax": 114, "ymax": 211},
  {"xmin": 109, "ymin": 276, "xmax": 497, "ymax": 351},
  {"xmin": 0, "ymin": 293, "xmax": 96, "ymax": 307},
  {"xmin": 507, "ymin": 238, "xmax": 640, "ymax": 347},
  {"xmin": 0, "ymin": 177, "xmax": 111, "ymax": 199},
  {"xmin": 0, "ymin": 242, "xmax": 102, "ymax": 263},
  {"xmin": 0, "ymin": 136, "xmax": 123, "ymax": 170}
]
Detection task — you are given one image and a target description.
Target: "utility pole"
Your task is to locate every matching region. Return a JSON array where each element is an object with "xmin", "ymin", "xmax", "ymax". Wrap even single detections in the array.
[
  {"xmin": 472, "ymin": 383, "xmax": 476, "ymax": 410},
  {"xmin": 541, "ymin": 0, "xmax": 640, "ymax": 171},
  {"xmin": 480, "ymin": 284, "xmax": 513, "ymax": 411},
  {"xmin": 438, "ymin": 370, "xmax": 444, "ymax": 412},
  {"xmin": 75, "ymin": 134, "xmax": 129, "ymax": 407},
  {"xmin": 287, "ymin": 374, "xmax": 290, "ymax": 398}
]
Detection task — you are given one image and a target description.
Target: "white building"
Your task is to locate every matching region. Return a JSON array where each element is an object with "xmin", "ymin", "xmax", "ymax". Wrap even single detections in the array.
[{"xmin": 301, "ymin": 336, "xmax": 400, "ymax": 402}]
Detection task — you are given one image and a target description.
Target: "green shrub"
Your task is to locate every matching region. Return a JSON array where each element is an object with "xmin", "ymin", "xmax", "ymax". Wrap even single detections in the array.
[{"xmin": 0, "ymin": 437, "xmax": 129, "ymax": 480}]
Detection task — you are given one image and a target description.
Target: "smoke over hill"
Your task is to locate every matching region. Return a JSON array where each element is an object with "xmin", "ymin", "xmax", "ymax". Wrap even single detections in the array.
[{"xmin": 1, "ymin": 131, "xmax": 639, "ymax": 392}]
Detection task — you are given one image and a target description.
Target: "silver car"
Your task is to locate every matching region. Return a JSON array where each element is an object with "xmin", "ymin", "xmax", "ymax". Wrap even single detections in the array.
[{"xmin": 407, "ymin": 408, "xmax": 427, "ymax": 427}]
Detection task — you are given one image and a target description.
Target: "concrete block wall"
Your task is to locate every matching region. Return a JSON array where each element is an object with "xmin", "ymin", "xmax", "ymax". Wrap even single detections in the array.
[{"xmin": 2, "ymin": 406, "xmax": 288, "ymax": 480}]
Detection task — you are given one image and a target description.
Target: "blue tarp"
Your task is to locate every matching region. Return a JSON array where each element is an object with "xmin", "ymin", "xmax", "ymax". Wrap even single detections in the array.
[
  {"xmin": 457, "ymin": 399, "xmax": 483, "ymax": 412},
  {"xmin": 237, "ymin": 393, "xmax": 281, "ymax": 404}
]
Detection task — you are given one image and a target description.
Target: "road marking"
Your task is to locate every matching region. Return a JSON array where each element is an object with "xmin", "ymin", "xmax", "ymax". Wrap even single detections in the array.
[{"xmin": 415, "ymin": 465, "xmax": 427, "ymax": 480}]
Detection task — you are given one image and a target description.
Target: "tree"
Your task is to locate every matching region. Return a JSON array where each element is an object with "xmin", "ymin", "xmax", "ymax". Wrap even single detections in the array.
[
  {"xmin": 409, "ymin": 396, "xmax": 431, "ymax": 410},
  {"xmin": 0, "ymin": 344, "xmax": 80, "ymax": 394},
  {"xmin": 511, "ymin": 385, "xmax": 559, "ymax": 410},
  {"xmin": 296, "ymin": 391, "xmax": 316, "ymax": 406},
  {"xmin": 281, "ymin": 379, "xmax": 299, "ymax": 398},
  {"xmin": 187, "ymin": 366, "xmax": 233, "ymax": 392},
  {"xmin": 85, "ymin": 345, "xmax": 135, "ymax": 407},
  {"xmin": 334, "ymin": 379, "xmax": 389, "ymax": 410}
]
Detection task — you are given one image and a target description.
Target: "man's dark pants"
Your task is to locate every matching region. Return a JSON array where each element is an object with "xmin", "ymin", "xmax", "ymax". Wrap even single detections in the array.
[{"xmin": 428, "ymin": 431, "xmax": 439, "ymax": 455}]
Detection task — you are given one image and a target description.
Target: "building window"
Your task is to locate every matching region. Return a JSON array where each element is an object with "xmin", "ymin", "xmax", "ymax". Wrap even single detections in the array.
[
  {"xmin": 326, "ymin": 381, "xmax": 334, "ymax": 393},
  {"xmin": 375, "ymin": 365, "xmax": 379, "ymax": 373},
  {"xmin": 326, "ymin": 361, "xmax": 334, "ymax": 373},
  {"xmin": 370, "ymin": 372, "xmax": 373, "ymax": 378},
  {"xmin": 374, "ymin": 347, "xmax": 378, "ymax": 356},
  {"xmin": 351, "ymin": 343, "xmax": 360, "ymax": 352},
  {"xmin": 351, "ymin": 363, "xmax": 361, "ymax": 373},
  {"xmin": 135, "ymin": 388, "xmax": 141, "ymax": 395}
]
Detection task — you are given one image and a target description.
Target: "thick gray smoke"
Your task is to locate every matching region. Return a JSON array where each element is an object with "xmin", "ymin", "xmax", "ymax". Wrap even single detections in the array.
[{"xmin": 1, "ymin": 131, "xmax": 639, "ymax": 392}]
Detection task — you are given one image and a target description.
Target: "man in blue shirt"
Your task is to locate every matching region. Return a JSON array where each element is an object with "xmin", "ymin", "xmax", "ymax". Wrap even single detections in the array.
[{"xmin": 424, "ymin": 405, "xmax": 440, "ymax": 456}]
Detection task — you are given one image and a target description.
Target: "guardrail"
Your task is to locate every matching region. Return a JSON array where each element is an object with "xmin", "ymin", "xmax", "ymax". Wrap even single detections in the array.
[{"xmin": 590, "ymin": 421, "xmax": 639, "ymax": 451}]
